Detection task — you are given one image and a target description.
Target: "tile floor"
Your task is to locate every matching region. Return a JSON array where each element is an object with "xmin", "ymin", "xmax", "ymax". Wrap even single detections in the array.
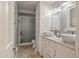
[{"xmin": 16, "ymin": 45, "xmax": 41, "ymax": 58}]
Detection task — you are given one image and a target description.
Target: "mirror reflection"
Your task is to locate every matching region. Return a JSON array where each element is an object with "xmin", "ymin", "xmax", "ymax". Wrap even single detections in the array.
[{"xmin": 51, "ymin": 1, "xmax": 76, "ymax": 46}]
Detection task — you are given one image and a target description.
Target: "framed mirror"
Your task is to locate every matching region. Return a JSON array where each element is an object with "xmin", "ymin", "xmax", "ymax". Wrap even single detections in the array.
[
  {"xmin": 61, "ymin": 2, "xmax": 76, "ymax": 33},
  {"xmin": 51, "ymin": 1, "xmax": 76, "ymax": 46},
  {"xmin": 51, "ymin": 9, "xmax": 61, "ymax": 31},
  {"xmin": 60, "ymin": 2, "xmax": 76, "ymax": 46},
  {"xmin": 70, "ymin": 7, "xmax": 76, "ymax": 27}
]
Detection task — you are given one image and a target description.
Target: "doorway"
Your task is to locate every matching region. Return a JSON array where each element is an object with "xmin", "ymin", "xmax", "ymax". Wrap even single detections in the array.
[
  {"xmin": 19, "ymin": 15, "xmax": 35, "ymax": 44},
  {"xmin": 14, "ymin": 1, "xmax": 41, "ymax": 58}
]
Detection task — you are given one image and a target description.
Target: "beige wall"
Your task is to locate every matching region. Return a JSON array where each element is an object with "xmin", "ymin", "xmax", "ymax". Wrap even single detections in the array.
[
  {"xmin": 0, "ymin": 1, "xmax": 16, "ymax": 57},
  {"xmin": 76, "ymin": 2, "xmax": 79, "ymax": 47},
  {"xmin": 40, "ymin": 2, "xmax": 52, "ymax": 33},
  {"xmin": 35, "ymin": 1, "xmax": 53, "ymax": 52},
  {"xmin": 35, "ymin": 2, "xmax": 40, "ymax": 51}
]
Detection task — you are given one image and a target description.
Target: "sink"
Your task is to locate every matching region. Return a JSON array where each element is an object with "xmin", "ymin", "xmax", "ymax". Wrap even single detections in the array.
[
  {"xmin": 42, "ymin": 32, "xmax": 52, "ymax": 37},
  {"xmin": 61, "ymin": 34, "xmax": 76, "ymax": 44}
]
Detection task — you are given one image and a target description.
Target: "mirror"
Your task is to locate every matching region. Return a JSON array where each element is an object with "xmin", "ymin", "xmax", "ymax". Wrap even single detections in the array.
[
  {"xmin": 60, "ymin": 2, "xmax": 76, "ymax": 46},
  {"xmin": 61, "ymin": 2, "xmax": 76, "ymax": 33},
  {"xmin": 51, "ymin": 1, "xmax": 76, "ymax": 47},
  {"xmin": 70, "ymin": 6, "xmax": 76, "ymax": 27},
  {"xmin": 51, "ymin": 9, "xmax": 61, "ymax": 31}
]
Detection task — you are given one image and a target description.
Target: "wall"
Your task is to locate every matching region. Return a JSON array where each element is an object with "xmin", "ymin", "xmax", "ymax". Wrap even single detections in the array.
[
  {"xmin": 14, "ymin": 2, "xmax": 19, "ymax": 48},
  {"xmin": 35, "ymin": 1, "xmax": 40, "ymax": 51},
  {"xmin": 76, "ymin": 2, "xmax": 79, "ymax": 48},
  {"xmin": 0, "ymin": 1, "xmax": 16, "ymax": 57},
  {"xmin": 40, "ymin": 2, "xmax": 52, "ymax": 33},
  {"xmin": 35, "ymin": 1, "xmax": 52, "ymax": 52},
  {"xmin": 18, "ymin": 8, "xmax": 35, "ymax": 15},
  {"xmin": 75, "ymin": 2, "xmax": 79, "ymax": 57}
]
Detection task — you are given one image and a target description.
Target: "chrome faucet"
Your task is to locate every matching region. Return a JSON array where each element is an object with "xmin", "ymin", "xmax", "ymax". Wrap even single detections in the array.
[
  {"xmin": 54, "ymin": 30, "xmax": 61, "ymax": 38},
  {"xmin": 50, "ymin": 27, "xmax": 61, "ymax": 37}
]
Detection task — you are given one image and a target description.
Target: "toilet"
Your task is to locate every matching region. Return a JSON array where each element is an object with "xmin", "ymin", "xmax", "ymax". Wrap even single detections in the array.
[{"xmin": 32, "ymin": 40, "xmax": 35, "ymax": 49}]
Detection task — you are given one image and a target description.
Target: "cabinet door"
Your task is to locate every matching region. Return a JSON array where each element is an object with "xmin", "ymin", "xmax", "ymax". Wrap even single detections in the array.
[
  {"xmin": 40, "ymin": 36, "xmax": 46, "ymax": 57},
  {"xmin": 55, "ymin": 43, "xmax": 75, "ymax": 58},
  {"xmin": 38, "ymin": 36, "xmax": 42, "ymax": 56},
  {"xmin": 76, "ymin": 48, "xmax": 79, "ymax": 58},
  {"xmin": 45, "ymin": 39, "xmax": 55, "ymax": 58}
]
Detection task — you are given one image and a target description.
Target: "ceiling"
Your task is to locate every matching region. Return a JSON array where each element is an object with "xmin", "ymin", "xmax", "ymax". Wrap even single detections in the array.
[
  {"xmin": 17, "ymin": 1, "xmax": 38, "ymax": 11},
  {"xmin": 17, "ymin": 1, "xmax": 65, "ymax": 11},
  {"xmin": 51, "ymin": 1, "xmax": 65, "ymax": 8}
]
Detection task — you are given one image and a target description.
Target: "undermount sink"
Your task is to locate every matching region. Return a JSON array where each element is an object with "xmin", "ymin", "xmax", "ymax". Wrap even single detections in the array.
[
  {"xmin": 61, "ymin": 34, "xmax": 76, "ymax": 44},
  {"xmin": 42, "ymin": 32, "xmax": 52, "ymax": 37}
]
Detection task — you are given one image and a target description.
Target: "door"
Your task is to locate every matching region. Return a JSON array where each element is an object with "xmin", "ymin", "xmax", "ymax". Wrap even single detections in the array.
[{"xmin": 19, "ymin": 16, "xmax": 35, "ymax": 43}]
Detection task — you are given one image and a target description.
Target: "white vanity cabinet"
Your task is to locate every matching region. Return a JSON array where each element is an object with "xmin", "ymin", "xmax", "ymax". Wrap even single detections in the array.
[
  {"xmin": 45, "ymin": 39, "xmax": 55, "ymax": 58},
  {"xmin": 55, "ymin": 43, "xmax": 75, "ymax": 58},
  {"xmin": 40, "ymin": 36, "xmax": 55, "ymax": 58},
  {"xmin": 39, "ymin": 36, "xmax": 46, "ymax": 57},
  {"xmin": 39, "ymin": 35, "xmax": 76, "ymax": 58}
]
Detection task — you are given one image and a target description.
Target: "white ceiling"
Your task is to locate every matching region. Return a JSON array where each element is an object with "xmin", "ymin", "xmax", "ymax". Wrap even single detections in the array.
[
  {"xmin": 17, "ymin": 1, "xmax": 38, "ymax": 11},
  {"xmin": 17, "ymin": 1, "xmax": 65, "ymax": 11}
]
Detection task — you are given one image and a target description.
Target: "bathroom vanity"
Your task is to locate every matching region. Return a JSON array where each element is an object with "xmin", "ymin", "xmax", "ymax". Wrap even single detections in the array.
[
  {"xmin": 39, "ymin": 34, "xmax": 76, "ymax": 58},
  {"xmin": 36, "ymin": 1, "xmax": 79, "ymax": 58}
]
